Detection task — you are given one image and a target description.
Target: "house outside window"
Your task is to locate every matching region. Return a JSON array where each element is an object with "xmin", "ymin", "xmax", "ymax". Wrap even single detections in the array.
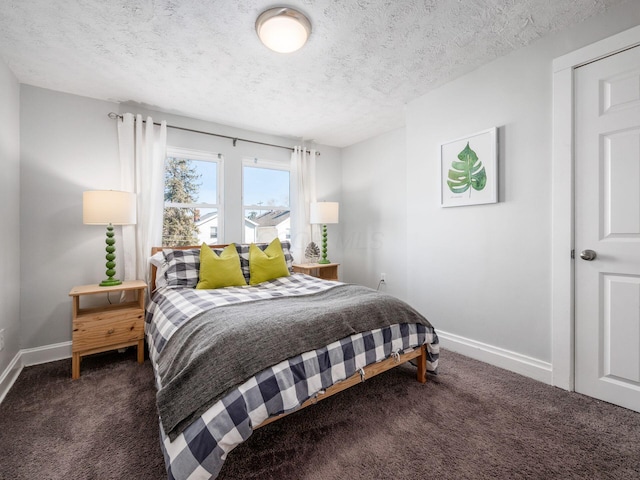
[
  {"xmin": 242, "ymin": 158, "xmax": 290, "ymax": 243},
  {"xmin": 163, "ymin": 148, "xmax": 223, "ymax": 246}
]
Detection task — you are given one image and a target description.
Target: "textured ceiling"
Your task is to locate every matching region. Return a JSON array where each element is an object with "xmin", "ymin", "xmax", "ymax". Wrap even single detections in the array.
[{"xmin": 0, "ymin": 0, "xmax": 626, "ymax": 147}]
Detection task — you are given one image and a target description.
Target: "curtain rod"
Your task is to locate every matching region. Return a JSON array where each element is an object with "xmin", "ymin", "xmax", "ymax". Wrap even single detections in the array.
[{"xmin": 108, "ymin": 113, "xmax": 319, "ymax": 156}]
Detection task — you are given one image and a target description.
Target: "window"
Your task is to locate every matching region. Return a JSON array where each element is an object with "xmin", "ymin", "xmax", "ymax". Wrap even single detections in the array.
[
  {"xmin": 163, "ymin": 148, "xmax": 223, "ymax": 246},
  {"xmin": 242, "ymin": 158, "xmax": 290, "ymax": 243}
]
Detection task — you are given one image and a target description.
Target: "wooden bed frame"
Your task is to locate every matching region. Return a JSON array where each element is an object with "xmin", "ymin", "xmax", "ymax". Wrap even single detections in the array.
[
  {"xmin": 256, "ymin": 347, "xmax": 427, "ymax": 429},
  {"xmin": 149, "ymin": 244, "xmax": 428, "ymax": 429}
]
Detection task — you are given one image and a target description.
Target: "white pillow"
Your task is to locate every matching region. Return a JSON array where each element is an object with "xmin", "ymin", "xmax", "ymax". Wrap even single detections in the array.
[{"xmin": 149, "ymin": 251, "xmax": 168, "ymax": 290}]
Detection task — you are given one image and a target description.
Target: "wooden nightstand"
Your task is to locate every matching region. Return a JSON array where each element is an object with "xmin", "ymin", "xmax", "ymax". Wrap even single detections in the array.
[
  {"xmin": 292, "ymin": 263, "xmax": 340, "ymax": 281},
  {"xmin": 69, "ymin": 280, "xmax": 147, "ymax": 379}
]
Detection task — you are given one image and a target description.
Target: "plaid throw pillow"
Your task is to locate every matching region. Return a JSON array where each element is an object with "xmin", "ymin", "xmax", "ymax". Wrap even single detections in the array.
[
  {"xmin": 163, "ymin": 248, "xmax": 200, "ymax": 287},
  {"xmin": 277, "ymin": 239, "xmax": 294, "ymax": 271}
]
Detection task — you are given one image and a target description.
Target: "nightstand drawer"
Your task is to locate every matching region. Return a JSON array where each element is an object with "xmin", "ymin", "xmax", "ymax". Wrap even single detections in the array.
[{"xmin": 72, "ymin": 309, "xmax": 144, "ymax": 353}]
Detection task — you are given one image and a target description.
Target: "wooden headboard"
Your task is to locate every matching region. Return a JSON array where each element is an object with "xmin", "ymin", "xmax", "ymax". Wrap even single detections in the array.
[{"xmin": 150, "ymin": 244, "xmax": 229, "ymax": 292}]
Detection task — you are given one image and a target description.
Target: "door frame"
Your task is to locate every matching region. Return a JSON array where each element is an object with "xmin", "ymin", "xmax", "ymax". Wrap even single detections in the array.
[{"xmin": 551, "ymin": 25, "xmax": 640, "ymax": 391}]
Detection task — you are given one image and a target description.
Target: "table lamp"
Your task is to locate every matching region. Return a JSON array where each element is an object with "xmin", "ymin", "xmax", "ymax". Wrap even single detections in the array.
[
  {"xmin": 310, "ymin": 202, "xmax": 339, "ymax": 264},
  {"xmin": 83, "ymin": 190, "xmax": 137, "ymax": 286}
]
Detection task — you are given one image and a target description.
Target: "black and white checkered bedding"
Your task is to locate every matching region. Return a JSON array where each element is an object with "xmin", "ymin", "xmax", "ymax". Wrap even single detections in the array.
[{"xmin": 146, "ymin": 274, "xmax": 439, "ymax": 480}]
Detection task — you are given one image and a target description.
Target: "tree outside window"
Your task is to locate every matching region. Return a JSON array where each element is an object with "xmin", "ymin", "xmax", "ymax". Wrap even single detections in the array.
[
  {"xmin": 163, "ymin": 157, "xmax": 201, "ymax": 245},
  {"xmin": 163, "ymin": 151, "xmax": 221, "ymax": 246}
]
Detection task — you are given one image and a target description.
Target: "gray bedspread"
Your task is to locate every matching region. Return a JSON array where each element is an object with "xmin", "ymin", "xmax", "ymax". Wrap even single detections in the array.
[{"xmin": 157, "ymin": 283, "xmax": 434, "ymax": 439}]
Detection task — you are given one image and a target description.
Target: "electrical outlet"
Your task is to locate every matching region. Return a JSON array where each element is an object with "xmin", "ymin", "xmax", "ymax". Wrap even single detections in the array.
[
  {"xmin": 0, "ymin": 329, "xmax": 4, "ymax": 352},
  {"xmin": 380, "ymin": 273, "xmax": 386, "ymax": 282}
]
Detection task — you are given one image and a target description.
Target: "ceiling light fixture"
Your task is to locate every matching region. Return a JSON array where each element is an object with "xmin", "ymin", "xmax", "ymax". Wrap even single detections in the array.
[{"xmin": 255, "ymin": 7, "xmax": 311, "ymax": 53}]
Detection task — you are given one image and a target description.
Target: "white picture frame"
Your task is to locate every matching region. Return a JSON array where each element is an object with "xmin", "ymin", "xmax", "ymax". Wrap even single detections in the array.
[{"xmin": 440, "ymin": 127, "xmax": 498, "ymax": 207}]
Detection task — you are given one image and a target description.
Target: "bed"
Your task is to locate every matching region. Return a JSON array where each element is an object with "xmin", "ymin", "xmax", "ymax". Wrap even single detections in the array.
[{"xmin": 146, "ymin": 240, "xmax": 439, "ymax": 479}]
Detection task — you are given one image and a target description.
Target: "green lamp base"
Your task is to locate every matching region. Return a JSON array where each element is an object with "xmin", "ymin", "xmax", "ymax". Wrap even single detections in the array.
[
  {"xmin": 98, "ymin": 223, "xmax": 122, "ymax": 287},
  {"xmin": 318, "ymin": 223, "xmax": 331, "ymax": 264}
]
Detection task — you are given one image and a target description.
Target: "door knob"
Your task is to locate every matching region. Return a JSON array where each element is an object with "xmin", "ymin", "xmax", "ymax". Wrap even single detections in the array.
[{"xmin": 580, "ymin": 249, "xmax": 597, "ymax": 261}]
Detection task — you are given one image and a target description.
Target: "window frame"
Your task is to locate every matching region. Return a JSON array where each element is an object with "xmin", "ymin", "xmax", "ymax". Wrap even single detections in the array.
[
  {"xmin": 163, "ymin": 146, "xmax": 224, "ymax": 245},
  {"xmin": 241, "ymin": 157, "xmax": 291, "ymax": 243}
]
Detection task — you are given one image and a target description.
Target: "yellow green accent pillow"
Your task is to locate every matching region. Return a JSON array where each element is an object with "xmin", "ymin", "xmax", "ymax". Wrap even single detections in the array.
[
  {"xmin": 249, "ymin": 238, "xmax": 290, "ymax": 285},
  {"xmin": 196, "ymin": 243, "xmax": 247, "ymax": 289}
]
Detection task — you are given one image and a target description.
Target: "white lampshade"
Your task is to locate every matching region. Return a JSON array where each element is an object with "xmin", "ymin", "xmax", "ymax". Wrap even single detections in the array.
[
  {"xmin": 256, "ymin": 7, "xmax": 311, "ymax": 53},
  {"xmin": 310, "ymin": 202, "xmax": 339, "ymax": 225},
  {"xmin": 83, "ymin": 190, "xmax": 137, "ymax": 225}
]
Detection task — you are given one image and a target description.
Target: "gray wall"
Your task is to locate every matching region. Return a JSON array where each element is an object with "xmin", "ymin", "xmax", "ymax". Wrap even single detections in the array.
[
  {"xmin": 20, "ymin": 87, "xmax": 121, "ymax": 349},
  {"xmin": 0, "ymin": 57, "xmax": 20, "ymax": 375},
  {"xmin": 341, "ymin": 127, "xmax": 407, "ymax": 298},
  {"xmin": 341, "ymin": 2, "xmax": 640, "ymax": 366},
  {"xmin": 18, "ymin": 87, "xmax": 341, "ymax": 350}
]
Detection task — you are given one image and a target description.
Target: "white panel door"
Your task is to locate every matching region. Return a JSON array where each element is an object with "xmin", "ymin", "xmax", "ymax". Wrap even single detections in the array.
[{"xmin": 575, "ymin": 45, "xmax": 640, "ymax": 413}]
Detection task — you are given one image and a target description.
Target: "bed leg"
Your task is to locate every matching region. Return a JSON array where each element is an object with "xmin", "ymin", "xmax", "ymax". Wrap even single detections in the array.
[
  {"xmin": 137, "ymin": 339, "xmax": 145, "ymax": 364},
  {"xmin": 72, "ymin": 352, "xmax": 81, "ymax": 380},
  {"xmin": 417, "ymin": 345, "xmax": 427, "ymax": 384}
]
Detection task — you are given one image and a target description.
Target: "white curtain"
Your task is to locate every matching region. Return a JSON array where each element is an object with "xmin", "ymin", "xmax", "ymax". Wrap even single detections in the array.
[
  {"xmin": 290, "ymin": 146, "xmax": 316, "ymax": 262},
  {"xmin": 118, "ymin": 113, "xmax": 167, "ymax": 286}
]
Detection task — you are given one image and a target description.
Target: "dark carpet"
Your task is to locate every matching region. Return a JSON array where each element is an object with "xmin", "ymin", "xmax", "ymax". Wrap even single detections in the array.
[{"xmin": 1, "ymin": 348, "xmax": 639, "ymax": 480}]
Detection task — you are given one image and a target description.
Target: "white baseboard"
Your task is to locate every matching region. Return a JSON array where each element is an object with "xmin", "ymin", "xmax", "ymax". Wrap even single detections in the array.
[
  {"xmin": 0, "ymin": 351, "xmax": 23, "ymax": 404},
  {"xmin": 437, "ymin": 330, "xmax": 553, "ymax": 385},
  {"xmin": 21, "ymin": 341, "xmax": 72, "ymax": 367},
  {"xmin": 0, "ymin": 341, "xmax": 72, "ymax": 405}
]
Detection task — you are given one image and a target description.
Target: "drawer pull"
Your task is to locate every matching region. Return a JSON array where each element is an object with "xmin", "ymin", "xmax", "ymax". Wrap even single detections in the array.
[{"xmin": 107, "ymin": 328, "xmax": 115, "ymax": 335}]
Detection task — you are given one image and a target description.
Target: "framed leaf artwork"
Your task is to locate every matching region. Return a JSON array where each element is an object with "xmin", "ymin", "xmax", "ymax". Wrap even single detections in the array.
[{"xmin": 440, "ymin": 127, "xmax": 498, "ymax": 207}]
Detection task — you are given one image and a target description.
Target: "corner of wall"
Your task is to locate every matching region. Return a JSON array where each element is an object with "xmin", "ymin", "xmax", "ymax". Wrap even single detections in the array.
[
  {"xmin": 0, "ymin": 351, "xmax": 22, "ymax": 404},
  {"xmin": 0, "ymin": 56, "xmax": 22, "ymax": 380}
]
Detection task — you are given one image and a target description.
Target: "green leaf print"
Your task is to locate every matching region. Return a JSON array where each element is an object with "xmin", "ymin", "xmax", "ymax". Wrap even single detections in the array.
[{"xmin": 447, "ymin": 142, "xmax": 487, "ymax": 196}]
